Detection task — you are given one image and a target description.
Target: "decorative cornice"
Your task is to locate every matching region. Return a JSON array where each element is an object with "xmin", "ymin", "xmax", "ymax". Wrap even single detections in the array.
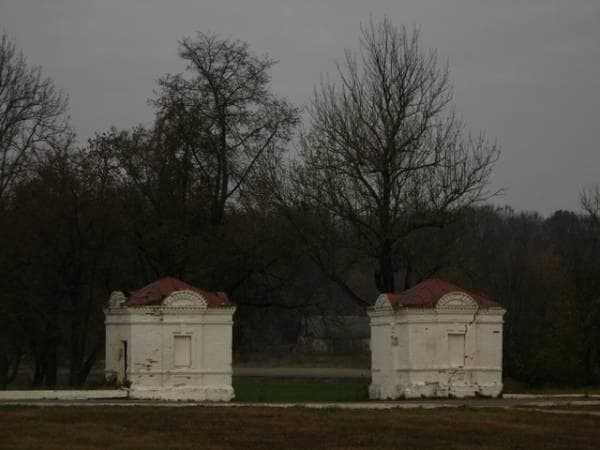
[
  {"xmin": 104, "ymin": 306, "xmax": 236, "ymax": 318},
  {"xmin": 368, "ymin": 309, "xmax": 504, "ymax": 323},
  {"xmin": 105, "ymin": 289, "xmax": 233, "ymax": 314}
]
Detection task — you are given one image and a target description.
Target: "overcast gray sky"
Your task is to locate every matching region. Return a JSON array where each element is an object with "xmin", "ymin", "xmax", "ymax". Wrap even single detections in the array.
[{"xmin": 1, "ymin": 0, "xmax": 599, "ymax": 214}]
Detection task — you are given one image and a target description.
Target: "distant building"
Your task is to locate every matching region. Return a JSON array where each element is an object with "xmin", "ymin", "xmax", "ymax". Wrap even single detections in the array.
[
  {"xmin": 368, "ymin": 279, "xmax": 505, "ymax": 399},
  {"xmin": 296, "ymin": 315, "xmax": 370, "ymax": 354},
  {"xmin": 104, "ymin": 277, "xmax": 235, "ymax": 401}
]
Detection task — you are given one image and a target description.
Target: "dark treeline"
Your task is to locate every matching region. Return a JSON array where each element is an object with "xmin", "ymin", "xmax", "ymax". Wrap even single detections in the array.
[{"xmin": 0, "ymin": 21, "xmax": 599, "ymax": 389}]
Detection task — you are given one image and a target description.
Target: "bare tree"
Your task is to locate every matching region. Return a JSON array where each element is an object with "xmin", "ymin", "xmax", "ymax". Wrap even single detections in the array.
[
  {"xmin": 290, "ymin": 18, "xmax": 499, "ymax": 298},
  {"xmin": 581, "ymin": 184, "xmax": 600, "ymax": 227},
  {"xmin": 0, "ymin": 33, "xmax": 69, "ymax": 203},
  {"xmin": 153, "ymin": 32, "xmax": 299, "ymax": 225}
]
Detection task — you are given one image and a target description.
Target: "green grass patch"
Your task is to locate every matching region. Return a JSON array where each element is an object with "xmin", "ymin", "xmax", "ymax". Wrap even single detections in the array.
[{"xmin": 232, "ymin": 377, "xmax": 368, "ymax": 402}]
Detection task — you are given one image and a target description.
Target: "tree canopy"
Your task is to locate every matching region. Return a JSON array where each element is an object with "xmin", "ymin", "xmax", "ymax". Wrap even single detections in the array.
[
  {"xmin": 0, "ymin": 33, "xmax": 69, "ymax": 204},
  {"xmin": 153, "ymin": 32, "xmax": 299, "ymax": 225},
  {"xmin": 1, "ymin": 23, "xmax": 599, "ymax": 389},
  {"xmin": 289, "ymin": 18, "xmax": 499, "ymax": 296}
]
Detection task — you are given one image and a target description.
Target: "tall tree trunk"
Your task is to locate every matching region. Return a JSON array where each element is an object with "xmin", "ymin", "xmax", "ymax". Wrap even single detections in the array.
[
  {"xmin": 43, "ymin": 306, "xmax": 60, "ymax": 389},
  {"xmin": 76, "ymin": 340, "xmax": 103, "ymax": 386},
  {"xmin": 31, "ymin": 345, "xmax": 46, "ymax": 387},
  {"xmin": 69, "ymin": 318, "xmax": 84, "ymax": 387},
  {"xmin": 45, "ymin": 335, "xmax": 58, "ymax": 388},
  {"xmin": 375, "ymin": 241, "xmax": 395, "ymax": 292},
  {"xmin": 68, "ymin": 286, "xmax": 85, "ymax": 387},
  {"xmin": 404, "ymin": 258, "xmax": 414, "ymax": 290}
]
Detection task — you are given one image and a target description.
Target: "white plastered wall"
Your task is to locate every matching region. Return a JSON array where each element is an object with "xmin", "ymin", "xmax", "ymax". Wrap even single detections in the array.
[
  {"xmin": 104, "ymin": 290, "xmax": 236, "ymax": 401},
  {"xmin": 368, "ymin": 293, "xmax": 505, "ymax": 399},
  {"xmin": 105, "ymin": 291, "xmax": 130, "ymax": 385}
]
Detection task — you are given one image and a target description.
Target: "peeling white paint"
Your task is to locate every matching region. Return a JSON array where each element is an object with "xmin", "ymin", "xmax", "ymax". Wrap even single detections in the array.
[
  {"xmin": 368, "ymin": 292, "xmax": 505, "ymax": 399},
  {"xmin": 105, "ymin": 290, "xmax": 236, "ymax": 401}
]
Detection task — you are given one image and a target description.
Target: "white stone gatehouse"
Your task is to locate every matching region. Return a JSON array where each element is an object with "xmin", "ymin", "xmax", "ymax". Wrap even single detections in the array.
[
  {"xmin": 368, "ymin": 279, "xmax": 505, "ymax": 399},
  {"xmin": 104, "ymin": 277, "xmax": 236, "ymax": 401}
]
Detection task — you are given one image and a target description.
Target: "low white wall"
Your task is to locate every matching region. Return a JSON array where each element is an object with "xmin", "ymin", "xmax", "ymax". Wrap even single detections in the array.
[{"xmin": 0, "ymin": 390, "xmax": 127, "ymax": 401}]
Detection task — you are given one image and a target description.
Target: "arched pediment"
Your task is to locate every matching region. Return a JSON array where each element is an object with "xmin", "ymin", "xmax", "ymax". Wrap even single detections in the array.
[
  {"xmin": 436, "ymin": 292, "xmax": 478, "ymax": 310},
  {"xmin": 162, "ymin": 290, "xmax": 208, "ymax": 310},
  {"xmin": 374, "ymin": 294, "xmax": 393, "ymax": 310}
]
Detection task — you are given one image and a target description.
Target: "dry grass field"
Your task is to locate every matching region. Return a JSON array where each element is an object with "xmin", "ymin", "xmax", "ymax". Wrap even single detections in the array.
[{"xmin": 1, "ymin": 406, "xmax": 599, "ymax": 450}]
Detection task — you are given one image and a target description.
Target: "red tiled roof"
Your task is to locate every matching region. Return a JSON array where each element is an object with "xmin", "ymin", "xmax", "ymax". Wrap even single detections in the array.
[
  {"xmin": 382, "ymin": 278, "xmax": 501, "ymax": 309},
  {"xmin": 125, "ymin": 277, "xmax": 231, "ymax": 307}
]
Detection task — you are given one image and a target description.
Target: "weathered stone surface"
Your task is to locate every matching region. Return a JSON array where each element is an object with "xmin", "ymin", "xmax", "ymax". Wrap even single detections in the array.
[
  {"xmin": 104, "ymin": 281, "xmax": 236, "ymax": 402},
  {"xmin": 368, "ymin": 280, "xmax": 505, "ymax": 400}
]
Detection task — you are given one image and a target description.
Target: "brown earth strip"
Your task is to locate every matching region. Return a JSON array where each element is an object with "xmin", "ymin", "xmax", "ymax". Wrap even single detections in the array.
[{"xmin": 1, "ymin": 405, "xmax": 600, "ymax": 450}]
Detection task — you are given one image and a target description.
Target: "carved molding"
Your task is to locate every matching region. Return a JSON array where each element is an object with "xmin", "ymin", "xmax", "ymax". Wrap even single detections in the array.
[
  {"xmin": 374, "ymin": 294, "xmax": 393, "ymax": 310},
  {"xmin": 108, "ymin": 291, "xmax": 127, "ymax": 308},
  {"xmin": 105, "ymin": 307, "xmax": 236, "ymax": 318},
  {"xmin": 162, "ymin": 290, "xmax": 208, "ymax": 310},
  {"xmin": 436, "ymin": 292, "xmax": 478, "ymax": 310}
]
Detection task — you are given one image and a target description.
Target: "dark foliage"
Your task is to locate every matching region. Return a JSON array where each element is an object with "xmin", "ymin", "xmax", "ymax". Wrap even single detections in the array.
[{"xmin": 0, "ymin": 25, "xmax": 598, "ymax": 389}]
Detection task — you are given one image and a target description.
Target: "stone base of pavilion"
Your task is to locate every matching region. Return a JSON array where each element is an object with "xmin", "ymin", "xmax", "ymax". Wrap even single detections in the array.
[
  {"xmin": 369, "ymin": 380, "xmax": 503, "ymax": 400},
  {"xmin": 128, "ymin": 385, "xmax": 235, "ymax": 401}
]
